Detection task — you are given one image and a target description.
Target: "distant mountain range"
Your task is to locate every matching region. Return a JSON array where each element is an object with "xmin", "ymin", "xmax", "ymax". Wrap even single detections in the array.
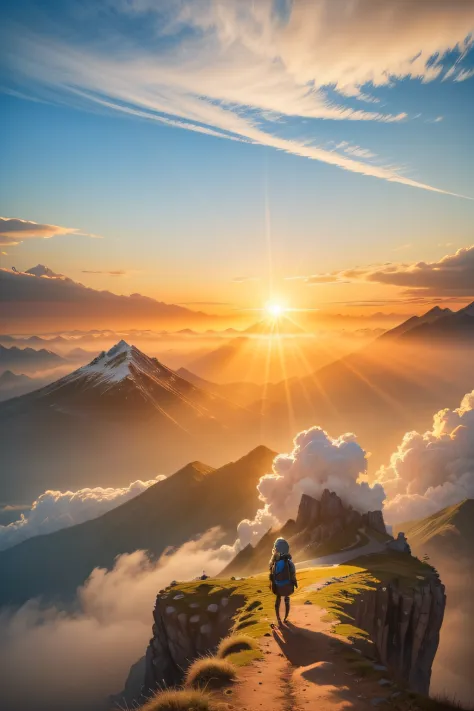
[
  {"xmin": 0, "ymin": 370, "xmax": 34, "ymax": 401},
  {"xmin": 243, "ymin": 315, "xmax": 307, "ymax": 336},
  {"xmin": 1, "ymin": 300, "xmax": 473, "ymax": 500},
  {"xmin": 381, "ymin": 301, "xmax": 474, "ymax": 342},
  {"xmin": 0, "ymin": 445, "xmax": 275, "ymax": 605},
  {"xmin": 0, "ymin": 343, "xmax": 65, "ymax": 373}
]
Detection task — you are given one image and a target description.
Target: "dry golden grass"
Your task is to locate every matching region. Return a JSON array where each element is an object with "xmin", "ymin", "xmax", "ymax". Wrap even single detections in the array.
[
  {"xmin": 184, "ymin": 656, "xmax": 237, "ymax": 690},
  {"xmin": 216, "ymin": 633, "xmax": 259, "ymax": 659},
  {"xmin": 139, "ymin": 688, "xmax": 219, "ymax": 710}
]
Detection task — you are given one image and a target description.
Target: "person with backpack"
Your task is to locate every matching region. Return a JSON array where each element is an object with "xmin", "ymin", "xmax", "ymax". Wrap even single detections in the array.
[{"xmin": 269, "ymin": 537, "xmax": 297, "ymax": 624}]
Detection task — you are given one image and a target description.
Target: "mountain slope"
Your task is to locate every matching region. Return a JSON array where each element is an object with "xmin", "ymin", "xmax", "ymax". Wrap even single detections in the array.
[
  {"xmin": 176, "ymin": 366, "xmax": 263, "ymax": 406},
  {"xmin": 393, "ymin": 499, "xmax": 474, "ymax": 558},
  {"xmin": 380, "ymin": 306, "xmax": 453, "ymax": 339},
  {"xmin": 252, "ymin": 333, "xmax": 473, "ymax": 470},
  {"xmin": 0, "ymin": 445, "xmax": 276, "ymax": 605}
]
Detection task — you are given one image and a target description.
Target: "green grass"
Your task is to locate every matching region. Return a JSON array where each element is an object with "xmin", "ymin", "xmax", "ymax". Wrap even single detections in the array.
[
  {"xmin": 351, "ymin": 550, "xmax": 434, "ymax": 590},
  {"xmin": 158, "ymin": 551, "xmax": 434, "ymax": 654},
  {"xmin": 140, "ymin": 689, "xmax": 220, "ymax": 711},
  {"xmin": 184, "ymin": 657, "xmax": 237, "ymax": 690}
]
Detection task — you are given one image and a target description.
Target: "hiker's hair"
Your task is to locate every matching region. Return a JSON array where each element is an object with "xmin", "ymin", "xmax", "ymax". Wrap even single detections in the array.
[{"xmin": 269, "ymin": 537, "xmax": 290, "ymax": 565}]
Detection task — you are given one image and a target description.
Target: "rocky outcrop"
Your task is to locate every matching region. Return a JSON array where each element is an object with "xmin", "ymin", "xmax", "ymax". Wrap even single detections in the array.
[
  {"xmin": 293, "ymin": 489, "xmax": 387, "ymax": 550},
  {"xmin": 143, "ymin": 582, "xmax": 243, "ymax": 694},
  {"xmin": 388, "ymin": 531, "xmax": 411, "ymax": 554},
  {"xmin": 349, "ymin": 570, "xmax": 446, "ymax": 695}
]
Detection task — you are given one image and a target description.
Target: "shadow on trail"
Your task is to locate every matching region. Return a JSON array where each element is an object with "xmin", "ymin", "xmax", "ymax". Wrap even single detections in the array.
[
  {"xmin": 272, "ymin": 620, "xmax": 381, "ymax": 710},
  {"xmin": 272, "ymin": 620, "xmax": 330, "ymax": 666}
]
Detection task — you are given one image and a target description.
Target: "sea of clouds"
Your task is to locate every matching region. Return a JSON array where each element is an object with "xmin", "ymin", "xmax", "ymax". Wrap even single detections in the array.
[
  {"xmin": 0, "ymin": 475, "xmax": 166, "ymax": 551},
  {"xmin": 0, "ymin": 530, "xmax": 228, "ymax": 711}
]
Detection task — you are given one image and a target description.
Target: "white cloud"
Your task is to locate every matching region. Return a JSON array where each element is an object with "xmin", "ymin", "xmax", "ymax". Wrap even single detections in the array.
[
  {"xmin": 0, "ymin": 217, "xmax": 102, "ymax": 246},
  {"xmin": 0, "ymin": 476, "xmax": 166, "ymax": 551},
  {"xmin": 0, "ymin": 532, "xmax": 226, "ymax": 711},
  {"xmin": 377, "ymin": 390, "xmax": 474, "ymax": 523},
  {"xmin": 3, "ymin": 0, "xmax": 474, "ymax": 196},
  {"xmin": 225, "ymin": 425, "xmax": 386, "ymax": 553}
]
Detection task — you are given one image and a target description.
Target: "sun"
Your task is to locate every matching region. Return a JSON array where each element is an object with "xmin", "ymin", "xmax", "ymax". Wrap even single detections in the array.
[{"xmin": 266, "ymin": 302, "xmax": 285, "ymax": 319}]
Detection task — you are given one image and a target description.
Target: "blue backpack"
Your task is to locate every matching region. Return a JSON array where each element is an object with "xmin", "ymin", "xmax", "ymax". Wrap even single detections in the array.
[{"xmin": 272, "ymin": 557, "xmax": 294, "ymax": 597}]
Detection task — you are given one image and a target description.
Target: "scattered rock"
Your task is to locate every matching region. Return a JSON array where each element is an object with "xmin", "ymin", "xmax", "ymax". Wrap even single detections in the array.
[
  {"xmin": 173, "ymin": 593, "xmax": 184, "ymax": 600},
  {"xmin": 189, "ymin": 603, "xmax": 200, "ymax": 608},
  {"xmin": 200, "ymin": 624, "xmax": 211, "ymax": 635},
  {"xmin": 165, "ymin": 606, "xmax": 176, "ymax": 615},
  {"xmin": 207, "ymin": 603, "xmax": 219, "ymax": 613},
  {"xmin": 304, "ymin": 600, "xmax": 313, "ymax": 605},
  {"xmin": 378, "ymin": 678, "xmax": 391, "ymax": 687},
  {"xmin": 221, "ymin": 597, "xmax": 229, "ymax": 607},
  {"xmin": 189, "ymin": 615, "xmax": 200, "ymax": 623}
]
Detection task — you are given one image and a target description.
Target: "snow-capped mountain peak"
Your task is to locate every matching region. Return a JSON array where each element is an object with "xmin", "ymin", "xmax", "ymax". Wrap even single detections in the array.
[
  {"xmin": 46, "ymin": 340, "xmax": 209, "ymax": 407},
  {"xmin": 79, "ymin": 340, "xmax": 142, "ymax": 384}
]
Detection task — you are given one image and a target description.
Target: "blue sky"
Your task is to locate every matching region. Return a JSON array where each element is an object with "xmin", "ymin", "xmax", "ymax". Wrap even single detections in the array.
[{"xmin": 1, "ymin": 0, "xmax": 473, "ymax": 313}]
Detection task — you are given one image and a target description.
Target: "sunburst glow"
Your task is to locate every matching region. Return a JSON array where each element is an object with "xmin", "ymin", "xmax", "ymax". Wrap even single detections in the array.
[{"xmin": 266, "ymin": 302, "xmax": 285, "ymax": 318}]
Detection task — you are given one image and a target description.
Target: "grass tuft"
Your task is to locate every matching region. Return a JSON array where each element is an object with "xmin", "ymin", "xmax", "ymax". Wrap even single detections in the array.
[
  {"xmin": 184, "ymin": 656, "xmax": 237, "ymax": 690},
  {"xmin": 139, "ymin": 688, "xmax": 219, "ymax": 710},
  {"xmin": 217, "ymin": 634, "xmax": 259, "ymax": 659}
]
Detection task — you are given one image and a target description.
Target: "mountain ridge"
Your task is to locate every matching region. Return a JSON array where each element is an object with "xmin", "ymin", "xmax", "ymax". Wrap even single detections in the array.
[{"xmin": 0, "ymin": 445, "xmax": 276, "ymax": 605}]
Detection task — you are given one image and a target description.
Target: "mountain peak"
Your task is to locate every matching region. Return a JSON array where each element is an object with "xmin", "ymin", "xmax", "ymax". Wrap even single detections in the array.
[
  {"xmin": 26, "ymin": 265, "xmax": 64, "ymax": 279},
  {"xmin": 460, "ymin": 301, "xmax": 474, "ymax": 316},
  {"xmin": 106, "ymin": 339, "xmax": 132, "ymax": 357}
]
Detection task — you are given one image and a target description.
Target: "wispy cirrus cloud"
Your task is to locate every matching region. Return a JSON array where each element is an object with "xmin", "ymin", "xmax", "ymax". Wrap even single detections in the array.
[
  {"xmin": 0, "ymin": 216, "xmax": 101, "ymax": 246},
  {"xmin": 289, "ymin": 245, "xmax": 474, "ymax": 297},
  {"xmin": 2, "ymin": 0, "xmax": 473, "ymax": 196}
]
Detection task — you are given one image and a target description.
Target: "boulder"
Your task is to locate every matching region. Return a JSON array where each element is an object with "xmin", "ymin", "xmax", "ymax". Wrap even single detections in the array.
[{"xmin": 387, "ymin": 532, "xmax": 411, "ymax": 554}]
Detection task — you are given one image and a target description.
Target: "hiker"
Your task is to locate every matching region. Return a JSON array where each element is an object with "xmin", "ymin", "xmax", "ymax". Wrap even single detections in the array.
[{"xmin": 269, "ymin": 537, "xmax": 297, "ymax": 624}]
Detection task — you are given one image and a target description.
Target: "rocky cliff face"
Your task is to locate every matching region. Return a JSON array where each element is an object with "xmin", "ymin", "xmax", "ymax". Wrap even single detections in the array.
[
  {"xmin": 293, "ymin": 489, "xmax": 387, "ymax": 549},
  {"xmin": 349, "ymin": 570, "xmax": 446, "ymax": 695},
  {"xmin": 143, "ymin": 582, "xmax": 242, "ymax": 694}
]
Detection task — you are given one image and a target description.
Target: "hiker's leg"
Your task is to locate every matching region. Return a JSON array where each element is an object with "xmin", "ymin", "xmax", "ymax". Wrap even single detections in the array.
[
  {"xmin": 284, "ymin": 596, "xmax": 290, "ymax": 621},
  {"xmin": 275, "ymin": 595, "xmax": 282, "ymax": 621}
]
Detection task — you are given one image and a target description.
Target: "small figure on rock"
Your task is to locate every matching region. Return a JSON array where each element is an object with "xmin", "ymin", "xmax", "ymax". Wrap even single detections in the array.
[
  {"xmin": 200, "ymin": 570, "xmax": 209, "ymax": 580},
  {"xmin": 269, "ymin": 537, "xmax": 298, "ymax": 625}
]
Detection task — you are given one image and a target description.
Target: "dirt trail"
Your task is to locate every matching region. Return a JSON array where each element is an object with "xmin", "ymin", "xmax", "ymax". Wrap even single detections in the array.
[{"xmin": 229, "ymin": 603, "xmax": 396, "ymax": 711}]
